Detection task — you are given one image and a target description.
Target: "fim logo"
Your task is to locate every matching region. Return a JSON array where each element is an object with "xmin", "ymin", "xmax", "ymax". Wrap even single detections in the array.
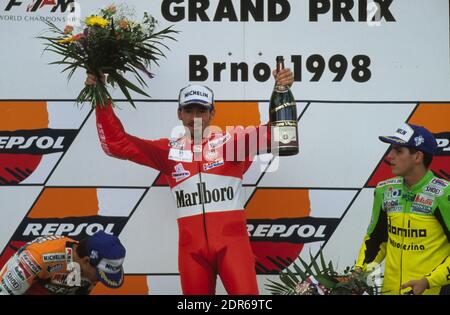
[{"xmin": 5, "ymin": 0, "xmax": 75, "ymax": 12}]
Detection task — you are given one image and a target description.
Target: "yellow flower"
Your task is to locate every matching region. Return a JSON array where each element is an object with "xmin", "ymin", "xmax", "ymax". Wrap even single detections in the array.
[
  {"xmin": 58, "ymin": 37, "xmax": 73, "ymax": 44},
  {"xmin": 57, "ymin": 33, "xmax": 83, "ymax": 44},
  {"xmin": 85, "ymin": 15, "xmax": 109, "ymax": 28}
]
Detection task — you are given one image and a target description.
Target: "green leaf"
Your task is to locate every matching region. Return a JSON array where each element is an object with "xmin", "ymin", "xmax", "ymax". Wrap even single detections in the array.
[
  {"xmin": 266, "ymin": 280, "xmax": 291, "ymax": 293},
  {"xmin": 279, "ymin": 272, "xmax": 297, "ymax": 290},
  {"xmin": 110, "ymin": 71, "xmax": 150, "ymax": 98},
  {"xmin": 291, "ymin": 262, "xmax": 308, "ymax": 281},
  {"xmin": 320, "ymin": 249, "xmax": 327, "ymax": 271},
  {"xmin": 315, "ymin": 274, "xmax": 337, "ymax": 289},
  {"xmin": 309, "ymin": 251, "xmax": 322, "ymax": 275},
  {"xmin": 284, "ymin": 266, "xmax": 300, "ymax": 285},
  {"xmin": 328, "ymin": 261, "xmax": 335, "ymax": 273},
  {"xmin": 298, "ymin": 256, "xmax": 314, "ymax": 276},
  {"xmin": 116, "ymin": 81, "xmax": 136, "ymax": 108}
]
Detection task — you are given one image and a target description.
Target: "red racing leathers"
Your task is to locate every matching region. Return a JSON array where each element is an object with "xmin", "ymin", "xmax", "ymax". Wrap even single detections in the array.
[{"xmin": 96, "ymin": 102, "xmax": 270, "ymax": 294}]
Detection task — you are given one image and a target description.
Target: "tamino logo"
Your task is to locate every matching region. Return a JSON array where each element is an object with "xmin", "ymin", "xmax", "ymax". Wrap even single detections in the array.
[{"xmin": 245, "ymin": 189, "xmax": 339, "ymax": 274}]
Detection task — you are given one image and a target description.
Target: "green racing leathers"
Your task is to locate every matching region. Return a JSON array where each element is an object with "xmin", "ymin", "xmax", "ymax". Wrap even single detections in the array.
[{"xmin": 356, "ymin": 171, "xmax": 450, "ymax": 295}]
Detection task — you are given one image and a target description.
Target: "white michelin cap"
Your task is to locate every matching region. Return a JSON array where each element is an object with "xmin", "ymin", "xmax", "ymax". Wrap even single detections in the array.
[{"xmin": 178, "ymin": 84, "xmax": 214, "ymax": 109}]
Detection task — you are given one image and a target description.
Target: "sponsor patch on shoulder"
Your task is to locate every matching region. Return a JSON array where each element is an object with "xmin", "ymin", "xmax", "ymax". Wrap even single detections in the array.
[
  {"xmin": 65, "ymin": 247, "xmax": 73, "ymax": 263},
  {"xmin": 208, "ymin": 133, "xmax": 231, "ymax": 149},
  {"xmin": 386, "ymin": 205, "xmax": 403, "ymax": 213},
  {"xmin": 168, "ymin": 148, "xmax": 193, "ymax": 162},
  {"xmin": 383, "ymin": 199, "xmax": 400, "ymax": 211},
  {"xmin": 423, "ymin": 185, "xmax": 443, "ymax": 197},
  {"xmin": 47, "ymin": 263, "xmax": 64, "ymax": 273},
  {"xmin": 430, "ymin": 178, "xmax": 449, "ymax": 188},
  {"xmin": 203, "ymin": 158, "xmax": 224, "ymax": 171},
  {"xmin": 383, "ymin": 187, "xmax": 402, "ymax": 199},
  {"xmin": 172, "ymin": 163, "xmax": 191, "ymax": 182},
  {"xmin": 411, "ymin": 204, "xmax": 433, "ymax": 215},
  {"xmin": 5, "ymin": 270, "xmax": 23, "ymax": 291},
  {"xmin": 20, "ymin": 251, "xmax": 41, "ymax": 275},
  {"xmin": 377, "ymin": 178, "xmax": 403, "ymax": 187},
  {"xmin": 168, "ymin": 139, "xmax": 185, "ymax": 149},
  {"xmin": 411, "ymin": 193, "xmax": 434, "ymax": 215},
  {"xmin": 42, "ymin": 253, "xmax": 66, "ymax": 263}
]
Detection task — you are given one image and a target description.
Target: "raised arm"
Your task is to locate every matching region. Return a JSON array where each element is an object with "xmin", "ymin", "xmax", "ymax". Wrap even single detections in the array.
[
  {"xmin": 88, "ymin": 74, "xmax": 170, "ymax": 174},
  {"xmin": 95, "ymin": 101, "xmax": 170, "ymax": 174}
]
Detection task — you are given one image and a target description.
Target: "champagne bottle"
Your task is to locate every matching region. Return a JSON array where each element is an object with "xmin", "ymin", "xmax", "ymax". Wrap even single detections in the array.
[{"xmin": 269, "ymin": 56, "xmax": 299, "ymax": 156}]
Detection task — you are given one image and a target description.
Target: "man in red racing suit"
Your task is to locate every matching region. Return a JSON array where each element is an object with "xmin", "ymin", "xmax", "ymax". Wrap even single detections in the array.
[{"xmin": 92, "ymin": 69, "xmax": 294, "ymax": 294}]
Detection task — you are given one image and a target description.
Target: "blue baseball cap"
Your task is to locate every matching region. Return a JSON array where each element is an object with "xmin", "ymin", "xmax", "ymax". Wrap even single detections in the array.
[
  {"xmin": 87, "ymin": 231, "xmax": 126, "ymax": 288},
  {"xmin": 379, "ymin": 123, "xmax": 437, "ymax": 156}
]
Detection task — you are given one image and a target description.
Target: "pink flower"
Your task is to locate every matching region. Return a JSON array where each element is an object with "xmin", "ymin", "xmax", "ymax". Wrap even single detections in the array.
[
  {"xmin": 118, "ymin": 19, "xmax": 129, "ymax": 31},
  {"xmin": 295, "ymin": 281, "xmax": 314, "ymax": 295},
  {"xmin": 64, "ymin": 25, "xmax": 74, "ymax": 34},
  {"xmin": 106, "ymin": 5, "xmax": 116, "ymax": 14}
]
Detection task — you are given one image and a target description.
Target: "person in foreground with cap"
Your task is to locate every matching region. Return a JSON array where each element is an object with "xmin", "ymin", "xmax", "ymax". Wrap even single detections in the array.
[
  {"xmin": 355, "ymin": 123, "xmax": 450, "ymax": 295},
  {"xmin": 0, "ymin": 231, "xmax": 126, "ymax": 295},
  {"xmin": 89, "ymin": 69, "xmax": 294, "ymax": 295}
]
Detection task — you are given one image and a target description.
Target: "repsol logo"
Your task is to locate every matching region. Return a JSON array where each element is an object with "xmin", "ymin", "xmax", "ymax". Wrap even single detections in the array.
[
  {"xmin": 4, "ymin": 0, "xmax": 74, "ymax": 12},
  {"xmin": 387, "ymin": 221, "xmax": 427, "ymax": 238},
  {"xmin": 13, "ymin": 216, "xmax": 127, "ymax": 242},
  {"xmin": 435, "ymin": 132, "xmax": 450, "ymax": 156},
  {"xmin": 247, "ymin": 217, "xmax": 340, "ymax": 243},
  {"xmin": 0, "ymin": 129, "xmax": 77, "ymax": 155},
  {"xmin": 161, "ymin": 0, "xmax": 291, "ymax": 22},
  {"xmin": 23, "ymin": 223, "xmax": 115, "ymax": 237},
  {"xmin": 176, "ymin": 183, "xmax": 234, "ymax": 207}
]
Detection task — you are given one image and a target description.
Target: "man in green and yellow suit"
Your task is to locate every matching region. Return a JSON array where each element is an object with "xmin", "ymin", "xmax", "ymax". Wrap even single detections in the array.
[{"xmin": 356, "ymin": 123, "xmax": 450, "ymax": 295}]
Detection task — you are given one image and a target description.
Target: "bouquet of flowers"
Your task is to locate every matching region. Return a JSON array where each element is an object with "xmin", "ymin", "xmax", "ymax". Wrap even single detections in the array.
[
  {"xmin": 39, "ymin": 4, "xmax": 178, "ymax": 108},
  {"xmin": 266, "ymin": 250, "xmax": 381, "ymax": 295}
]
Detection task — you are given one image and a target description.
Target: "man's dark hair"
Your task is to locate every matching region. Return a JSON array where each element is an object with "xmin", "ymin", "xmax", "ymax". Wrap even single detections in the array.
[
  {"xmin": 407, "ymin": 147, "xmax": 433, "ymax": 168},
  {"xmin": 76, "ymin": 238, "xmax": 89, "ymax": 259}
]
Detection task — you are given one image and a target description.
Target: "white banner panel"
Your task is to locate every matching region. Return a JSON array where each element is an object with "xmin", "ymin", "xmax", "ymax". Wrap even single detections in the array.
[{"xmin": 0, "ymin": 0, "xmax": 449, "ymax": 100}]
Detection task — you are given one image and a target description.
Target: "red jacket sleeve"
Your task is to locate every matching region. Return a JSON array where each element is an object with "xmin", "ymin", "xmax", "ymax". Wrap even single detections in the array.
[
  {"xmin": 228, "ymin": 124, "xmax": 271, "ymax": 162},
  {"xmin": 95, "ymin": 102, "xmax": 170, "ymax": 174}
]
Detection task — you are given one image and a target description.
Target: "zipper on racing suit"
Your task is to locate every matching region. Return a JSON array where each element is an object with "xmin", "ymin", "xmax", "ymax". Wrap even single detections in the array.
[
  {"xmin": 400, "ymin": 190, "xmax": 416, "ymax": 293},
  {"xmin": 197, "ymin": 161, "xmax": 209, "ymax": 248}
]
